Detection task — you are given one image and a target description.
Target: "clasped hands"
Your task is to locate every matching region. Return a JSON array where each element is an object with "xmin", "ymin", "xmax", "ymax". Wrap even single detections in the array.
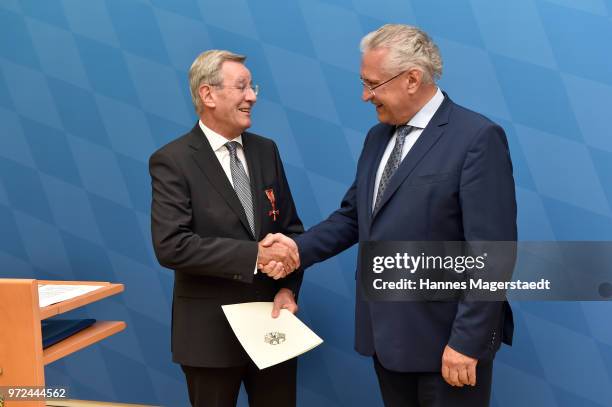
[{"xmin": 257, "ymin": 233, "xmax": 299, "ymax": 279}]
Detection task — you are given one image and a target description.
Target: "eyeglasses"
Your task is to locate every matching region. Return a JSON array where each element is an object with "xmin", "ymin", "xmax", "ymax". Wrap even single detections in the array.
[
  {"xmin": 360, "ymin": 71, "xmax": 406, "ymax": 96},
  {"xmin": 212, "ymin": 83, "xmax": 259, "ymax": 96}
]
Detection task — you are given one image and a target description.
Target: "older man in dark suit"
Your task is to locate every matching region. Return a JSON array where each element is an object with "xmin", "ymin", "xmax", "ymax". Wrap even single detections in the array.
[{"xmin": 150, "ymin": 50, "xmax": 303, "ymax": 407}]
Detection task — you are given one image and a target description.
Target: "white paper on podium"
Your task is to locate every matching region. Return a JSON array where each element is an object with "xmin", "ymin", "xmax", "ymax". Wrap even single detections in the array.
[
  {"xmin": 38, "ymin": 284, "xmax": 102, "ymax": 307},
  {"xmin": 222, "ymin": 302, "xmax": 323, "ymax": 370}
]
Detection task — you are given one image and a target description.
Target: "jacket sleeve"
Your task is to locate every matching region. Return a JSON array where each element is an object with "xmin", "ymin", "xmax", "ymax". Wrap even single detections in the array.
[
  {"xmin": 293, "ymin": 130, "xmax": 374, "ymax": 269},
  {"xmin": 149, "ymin": 149, "xmax": 258, "ymax": 282},
  {"xmin": 269, "ymin": 142, "xmax": 306, "ymax": 295},
  {"xmin": 447, "ymin": 123, "xmax": 517, "ymax": 359}
]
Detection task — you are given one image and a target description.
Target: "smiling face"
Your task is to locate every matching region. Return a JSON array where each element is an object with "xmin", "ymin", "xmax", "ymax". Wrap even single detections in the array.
[
  {"xmin": 200, "ymin": 60, "xmax": 257, "ymax": 139},
  {"xmin": 360, "ymin": 48, "xmax": 423, "ymax": 125}
]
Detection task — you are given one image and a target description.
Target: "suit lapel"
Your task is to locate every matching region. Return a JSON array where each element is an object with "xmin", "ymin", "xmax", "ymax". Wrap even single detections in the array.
[
  {"xmin": 242, "ymin": 132, "xmax": 262, "ymax": 240},
  {"xmin": 188, "ymin": 124, "xmax": 255, "ymax": 239},
  {"xmin": 365, "ymin": 124, "xmax": 395, "ymax": 228},
  {"xmin": 371, "ymin": 97, "xmax": 452, "ymax": 221}
]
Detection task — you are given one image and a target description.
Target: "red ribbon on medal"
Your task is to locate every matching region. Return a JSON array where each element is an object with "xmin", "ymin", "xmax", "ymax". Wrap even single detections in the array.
[{"xmin": 265, "ymin": 188, "xmax": 279, "ymax": 221}]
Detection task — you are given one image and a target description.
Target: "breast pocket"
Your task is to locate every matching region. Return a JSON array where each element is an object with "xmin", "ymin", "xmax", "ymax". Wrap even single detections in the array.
[{"xmin": 408, "ymin": 171, "xmax": 459, "ymax": 186}]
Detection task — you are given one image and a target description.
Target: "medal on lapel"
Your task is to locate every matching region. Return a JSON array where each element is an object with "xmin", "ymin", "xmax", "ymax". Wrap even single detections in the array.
[{"xmin": 265, "ymin": 188, "xmax": 279, "ymax": 221}]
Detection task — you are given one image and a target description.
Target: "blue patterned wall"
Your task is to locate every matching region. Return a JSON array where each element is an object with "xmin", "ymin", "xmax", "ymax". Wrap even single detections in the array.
[{"xmin": 1, "ymin": 0, "xmax": 612, "ymax": 406}]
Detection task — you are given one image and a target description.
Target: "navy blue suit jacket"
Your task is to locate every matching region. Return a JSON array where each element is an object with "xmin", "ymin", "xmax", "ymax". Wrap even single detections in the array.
[{"xmin": 295, "ymin": 94, "xmax": 517, "ymax": 372}]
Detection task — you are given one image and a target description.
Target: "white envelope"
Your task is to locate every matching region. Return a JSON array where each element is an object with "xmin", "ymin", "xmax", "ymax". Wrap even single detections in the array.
[{"xmin": 221, "ymin": 302, "xmax": 323, "ymax": 370}]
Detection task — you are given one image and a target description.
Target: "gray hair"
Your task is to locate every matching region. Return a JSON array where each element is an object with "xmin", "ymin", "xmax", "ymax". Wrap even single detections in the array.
[
  {"xmin": 360, "ymin": 24, "xmax": 442, "ymax": 84},
  {"xmin": 189, "ymin": 49, "xmax": 246, "ymax": 114}
]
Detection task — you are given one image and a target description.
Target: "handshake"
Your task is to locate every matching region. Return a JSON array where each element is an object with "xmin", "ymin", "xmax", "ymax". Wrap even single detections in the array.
[{"xmin": 257, "ymin": 233, "xmax": 300, "ymax": 279}]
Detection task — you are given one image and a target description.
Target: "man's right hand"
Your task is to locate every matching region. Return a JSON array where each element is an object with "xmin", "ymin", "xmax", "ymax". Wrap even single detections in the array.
[{"xmin": 257, "ymin": 233, "xmax": 300, "ymax": 279}]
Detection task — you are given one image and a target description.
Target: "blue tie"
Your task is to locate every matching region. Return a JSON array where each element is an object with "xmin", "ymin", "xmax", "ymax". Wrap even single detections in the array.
[{"xmin": 374, "ymin": 125, "xmax": 412, "ymax": 213}]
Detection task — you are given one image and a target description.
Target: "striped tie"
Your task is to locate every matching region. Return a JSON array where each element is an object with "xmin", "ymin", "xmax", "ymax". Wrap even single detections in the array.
[
  {"xmin": 373, "ymin": 125, "xmax": 412, "ymax": 213},
  {"xmin": 225, "ymin": 141, "xmax": 255, "ymax": 235}
]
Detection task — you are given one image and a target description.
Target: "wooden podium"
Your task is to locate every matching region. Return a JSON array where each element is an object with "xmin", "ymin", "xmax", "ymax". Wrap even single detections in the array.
[{"xmin": 0, "ymin": 279, "xmax": 126, "ymax": 407}]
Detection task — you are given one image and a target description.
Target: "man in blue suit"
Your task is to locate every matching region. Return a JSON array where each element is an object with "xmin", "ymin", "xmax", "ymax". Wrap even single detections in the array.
[{"xmin": 262, "ymin": 24, "xmax": 516, "ymax": 406}]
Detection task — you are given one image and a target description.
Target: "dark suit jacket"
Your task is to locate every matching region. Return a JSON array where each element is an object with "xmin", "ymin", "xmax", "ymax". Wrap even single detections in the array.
[
  {"xmin": 150, "ymin": 123, "xmax": 304, "ymax": 368},
  {"xmin": 295, "ymin": 94, "xmax": 517, "ymax": 372}
]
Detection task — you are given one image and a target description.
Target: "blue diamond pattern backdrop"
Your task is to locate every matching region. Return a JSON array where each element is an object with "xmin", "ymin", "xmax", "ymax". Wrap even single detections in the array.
[{"xmin": 1, "ymin": 0, "xmax": 612, "ymax": 406}]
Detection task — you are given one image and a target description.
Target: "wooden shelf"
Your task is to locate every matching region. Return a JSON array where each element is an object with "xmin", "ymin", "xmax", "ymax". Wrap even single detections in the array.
[
  {"xmin": 39, "ymin": 281, "xmax": 124, "ymax": 320},
  {"xmin": 0, "ymin": 279, "xmax": 126, "ymax": 407},
  {"xmin": 43, "ymin": 321, "xmax": 126, "ymax": 365}
]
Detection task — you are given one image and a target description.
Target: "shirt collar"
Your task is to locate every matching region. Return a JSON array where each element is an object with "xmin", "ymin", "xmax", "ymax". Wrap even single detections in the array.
[
  {"xmin": 199, "ymin": 120, "xmax": 244, "ymax": 152},
  {"xmin": 405, "ymin": 87, "xmax": 444, "ymax": 129}
]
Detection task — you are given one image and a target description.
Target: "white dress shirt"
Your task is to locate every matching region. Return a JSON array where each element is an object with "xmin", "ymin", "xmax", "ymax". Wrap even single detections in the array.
[
  {"xmin": 199, "ymin": 120, "xmax": 250, "ymax": 185},
  {"xmin": 372, "ymin": 88, "xmax": 445, "ymax": 210},
  {"xmin": 199, "ymin": 120, "xmax": 258, "ymax": 274}
]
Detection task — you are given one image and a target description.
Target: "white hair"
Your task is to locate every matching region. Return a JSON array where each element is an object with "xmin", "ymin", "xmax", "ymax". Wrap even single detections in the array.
[
  {"xmin": 188, "ymin": 49, "xmax": 246, "ymax": 114},
  {"xmin": 360, "ymin": 24, "xmax": 442, "ymax": 83}
]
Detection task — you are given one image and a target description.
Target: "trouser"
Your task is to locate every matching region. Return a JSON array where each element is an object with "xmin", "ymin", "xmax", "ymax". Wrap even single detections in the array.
[
  {"xmin": 181, "ymin": 358, "xmax": 296, "ymax": 407},
  {"xmin": 373, "ymin": 354, "xmax": 493, "ymax": 407}
]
